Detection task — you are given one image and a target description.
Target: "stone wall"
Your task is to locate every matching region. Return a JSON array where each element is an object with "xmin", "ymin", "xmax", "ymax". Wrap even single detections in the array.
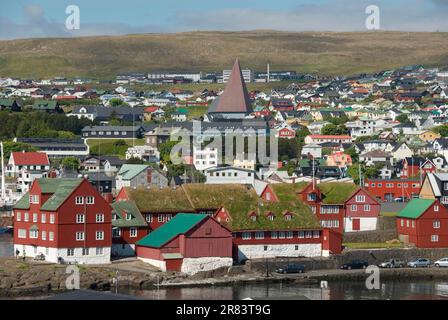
[
  {"xmin": 246, "ymin": 248, "xmax": 448, "ymax": 273},
  {"xmin": 343, "ymin": 216, "xmax": 398, "ymax": 243}
]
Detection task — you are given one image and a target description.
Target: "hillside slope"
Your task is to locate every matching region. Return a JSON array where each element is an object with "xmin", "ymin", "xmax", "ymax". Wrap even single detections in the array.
[{"xmin": 0, "ymin": 31, "xmax": 447, "ymax": 78}]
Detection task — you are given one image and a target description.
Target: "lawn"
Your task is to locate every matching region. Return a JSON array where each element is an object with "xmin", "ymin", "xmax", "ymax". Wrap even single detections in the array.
[
  {"xmin": 87, "ymin": 138, "xmax": 145, "ymax": 158},
  {"xmin": 381, "ymin": 212, "xmax": 398, "ymax": 217},
  {"xmin": 343, "ymin": 242, "xmax": 404, "ymax": 249},
  {"xmin": 187, "ymin": 106, "xmax": 209, "ymax": 119}
]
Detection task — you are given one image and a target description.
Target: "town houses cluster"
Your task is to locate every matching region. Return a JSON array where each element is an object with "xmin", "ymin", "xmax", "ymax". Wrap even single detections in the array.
[{"xmin": 3, "ymin": 59, "xmax": 448, "ymax": 274}]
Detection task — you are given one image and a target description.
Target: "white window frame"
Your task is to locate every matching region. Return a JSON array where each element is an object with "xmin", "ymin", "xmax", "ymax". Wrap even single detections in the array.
[
  {"xmin": 351, "ymin": 204, "xmax": 357, "ymax": 211},
  {"xmin": 95, "ymin": 231, "xmax": 104, "ymax": 240},
  {"xmin": 41, "ymin": 213, "xmax": 46, "ymax": 223},
  {"xmin": 355, "ymin": 195, "xmax": 366, "ymax": 202},
  {"xmin": 41, "ymin": 231, "xmax": 46, "ymax": 241},
  {"xmin": 298, "ymin": 231, "xmax": 305, "ymax": 239},
  {"xmin": 29, "ymin": 230, "xmax": 38, "ymax": 239},
  {"xmin": 18, "ymin": 229, "xmax": 27, "ymax": 239},
  {"xmin": 146, "ymin": 214, "xmax": 153, "ymax": 223},
  {"xmin": 242, "ymin": 232, "xmax": 251, "ymax": 240},
  {"xmin": 364, "ymin": 204, "xmax": 371, "ymax": 212},
  {"xmin": 286, "ymin": 231, "xmax": 293, "ymax": 239},
  {"xmin": 271, "ymin": 231, "xmax": 278, "ymax": 239},
  {"xmin": 96, "ymin": 247, "xmax": 104, "ymax": 255},
  {"xmin": 130, "ymin": 227, "xmax": 137, "ymax": 238},
  {"xmin": 67, "ymin": 248, "xmax": 75, "ymax": 256},
  {"xmin": 433, "ymin": 220, "xmax": 441, "ymax": 229},
  {"xmin": 16, "ymin": 212, "xmax": 21, "ymax": 222},
  {"xmin": 50, "ymin": 214, "xmax": 55, "ymax": 224},
  {"xmin": 255, "ymin": 231, "xmax": 264, "ymax": 240},
  {"xmin": 96, "ymin": 214, "xmax": 104, "ymax": 223},
  {"xmin": 112, "ymin": 228, "xmax": 121, "ymax": 238},
  {"xmin": 76, "ymin": 232, "xmax": 85, "ymax": 241},
  {"xmin": 431, "ymin": 235, "xmax": 439, "ymax": 242},
  {"xmin": 86, "ymin": 196, "xmax": 95, "ymax": 205},
  {"xmin": 49, "ymin": 231, "xmax": 54, "ymax": 241},
  {"xmin": 75, "ymin": 196, "xmax": 84, "ymax": 205},
  {"xmin": 76, "ymin": 214, "xmax": 85, "ymax": 223}
]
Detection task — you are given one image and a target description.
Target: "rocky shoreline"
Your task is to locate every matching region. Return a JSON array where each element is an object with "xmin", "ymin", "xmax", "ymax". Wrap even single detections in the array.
[{"xmin": 2, "ymin": 256, "xmax": 448, "ymax": 299}]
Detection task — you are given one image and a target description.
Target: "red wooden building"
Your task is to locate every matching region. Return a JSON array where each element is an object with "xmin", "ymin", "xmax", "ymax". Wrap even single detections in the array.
[
  {"xmin": 136, "ymin": 214, "xmax": 233, "ymax": 274},
  {"xmin": 111, "ymin": 201, "xmax": 149, "ymax": 257},
  {"xmin": 397, "ymin": 199, "xmax": 448, "ymax": 248},
  {"xmin": 295, "ymin": 181, "xmax": 380, "ymax": 233},
  {"xmin": 397, "ymin": 158, "xmax": 436, "ymax": 179},
  {"xmin": 364, "ymin": 179, "xmax": 421, "ymax": 202},
  {"xmin": 13, "ymin": 178, "xmax": 112, "ymax": 264}
]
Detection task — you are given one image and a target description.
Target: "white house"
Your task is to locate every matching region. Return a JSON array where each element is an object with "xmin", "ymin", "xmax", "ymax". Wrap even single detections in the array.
[
  {"xmin": 205, "ymin": 167, "xmax": 257, "ymax": 186},
  {"xmin": 301, "ymin": 144, "xmax": 322, "ymax": 159},
  {"xmin": 6, "ymin": 152, "xmax": 50, "ymax": 192},
  {"xmin": 193, "ymin": 146, "xmax": 218, "ymax": 171}
]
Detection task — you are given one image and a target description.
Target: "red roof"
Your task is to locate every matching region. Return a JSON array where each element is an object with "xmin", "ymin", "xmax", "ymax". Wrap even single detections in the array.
[
  {"xmin": 309, "ymin": 135, "xmax": 352, "ymax": 139},
  {"xmin": 144, "ymin": 106, "xmax": 159, "ymax": 113},
  {"xmin": 209, "ymin": 59, "xmax": 252, "ymax": 114},
  {"xmin": 11, "ymin": 152, "xmax": 50, "ymax": 166}
]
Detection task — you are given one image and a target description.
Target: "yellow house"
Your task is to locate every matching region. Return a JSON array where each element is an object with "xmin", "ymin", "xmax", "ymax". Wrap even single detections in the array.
[{"xmin": 419, "ymin": 131, "xmax": 441, "ymax": 142}]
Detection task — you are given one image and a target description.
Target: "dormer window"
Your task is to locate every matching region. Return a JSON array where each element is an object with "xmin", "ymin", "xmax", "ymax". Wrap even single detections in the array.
[
  {"xmin": 284, "ymin": 214, "xmax": 292, "ymax": 221},
  {"xmin": 266, "ymin": 213, "xmax": 275, "ymax": 221},
  {"xmin": 249, "ymin": 211, "xmax": 257, "ymax": 222},
  {"xmin": 126, "ymin": 213, "xmax": 132, "ymax": 220},
  {"xmin": 29, "ymin": 195, "xmax": 39, "ymax": 204}
]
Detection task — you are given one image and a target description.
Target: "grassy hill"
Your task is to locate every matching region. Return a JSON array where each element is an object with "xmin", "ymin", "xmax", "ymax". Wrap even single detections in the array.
[{"xmin": 1, "ymin": 31, "xmax": 448, "ymax": 78}]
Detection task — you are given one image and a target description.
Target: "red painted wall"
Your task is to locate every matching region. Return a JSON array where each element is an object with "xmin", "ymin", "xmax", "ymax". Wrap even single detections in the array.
[
  {"xmin": 365, "ymin": 179, "xmax": 421, "ymax": 201},
  {"xmin": 345, "ymin": 189, "xmax": 380, "ymax": 218},
  {"xmin": 14, "ymin": 179, "xmax": 112, "ymax": 249},
  {"xmin": 396, "ymin": 201, "xmax": 448, "ymax": 248}
]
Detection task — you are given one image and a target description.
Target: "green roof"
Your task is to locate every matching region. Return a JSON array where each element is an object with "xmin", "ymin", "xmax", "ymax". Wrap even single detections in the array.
[
  {"xmin": 111, "ymin": 201, "xmax": 147, "ymax": 227},
  {"xmin": 14, "ymin": 192, "xmax": 30, "ymax": 209},
  {"xmin": 127, "ymin": 183, "xmax": 321, "ymax": 232},
  {"xmin": 125, "ymin": 186, "xmax": 194, "ymax": 213},
  {"xmin": 397, "ymin": 198, "xmax": 435, "ymax": 219},
  {"xmin": 318, "ymin": 182, "xmax": 359, "ymax": 204},
  {"xmin": 0, "ymin": 98, "xmax": 16, "ymax": 107},
  {"xmin": 33, "ymin": 100, "xmax": 58, "ymax": 110},
  {"xmin": 137, "ymin": 213, "xmax": 207, "ymax": 248},
  {"xmin": 118, "ymin": 164, "xmax": 148, "ymax": 180},
  {"xmin": 13, "ymin": 179, "xmax": 83, "ymax": 211},
  {"xmin": 174, "ymin": 107, "xmax": 188, "ymax": 114},
  {"xmin": 40, "ymin": 178, "xmax": 83, "ymax": 211}
]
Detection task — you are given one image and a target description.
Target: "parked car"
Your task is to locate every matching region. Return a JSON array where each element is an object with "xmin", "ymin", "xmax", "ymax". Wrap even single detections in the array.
[
  {"xmin": 340, "ymin": 260, "xmax": 369, "ymax": 270},
  {"xmin": 434, "ymin": 258, "xmax": 448, "ymax": 268},
  {"xmin": 393, "ymin": 196, "xmax": 407, "ymax": 202},
  {"xmin": 276, "ymin": 264, "xmax": 305, "ymax": 274},
  {"xmin": 34, "ymin": 253, "xmax": 45, "ymax": 261},
  {"xmin": 407, "ymin": 258, "xmax": 431, "ymax": 268},
  {"xmin": 379, "ymin": 259, "xmax": 405, "ymax": 268}
]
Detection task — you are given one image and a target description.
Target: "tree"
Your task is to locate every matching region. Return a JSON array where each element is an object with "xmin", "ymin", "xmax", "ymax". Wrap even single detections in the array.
[
  {"xmin": 434, "ymin": 125, "xmax": 448, "ymax": 137},
  {"xmin": 321, "ymin": 124, "xmax": 349, "ymax": 135},
  {"xmin": 2, "ymin": 141, "xmax": 36, "ymax": 160},
  {"xmin": 109, "ymin": 98, "xmax": 124, "ymax": 107},
  {"xmin": 396, "ymin": 114, "xmax": 409, "ymax": 123},
  {"xmin": 61, "ymin": 157, "xmax": 80, "ymax": 171},
  {"xmin": 346, "ymin": 146, "xmax": 359, "ymax": 163},
  {"xmin": 125, "ymin": 157, "xmax": 145, "ymax": 164},
  {"xmin": 347, "ymin": 163, "xmax": 381, "ymax": 184},
  {"xmin": 159, "ymin": 140, "xmax": 180, "ymax": 163}
]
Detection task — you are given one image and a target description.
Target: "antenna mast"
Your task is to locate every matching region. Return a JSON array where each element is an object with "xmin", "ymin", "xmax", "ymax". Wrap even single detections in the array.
[{"xmin": 1, "ymin": 142, "xmax": 6, "ymax": 201}]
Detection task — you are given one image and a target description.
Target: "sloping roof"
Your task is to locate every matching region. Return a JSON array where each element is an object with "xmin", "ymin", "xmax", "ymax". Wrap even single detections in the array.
[
  {"xmin": 397, "ymin": 198, "xmax": 435, "ymax": 219},
  {"xmin": 33, "ymin": 100, "xmax": 58, "ymax": 109},
  {"xmin": 318, "ymin": 182, "xmax": 359, "ymax": 204},
  {"xmin": 124, "ymin": 186, "xmax": 194, "ymax": 213},
  {"xmin": 208, "ymin": 59, "xmax": 252, "ymax": 114},
  {"xmin": 111, "ymin": 201, "xmax": 147, "ymax": 227},
  {"xmin": 117, "ymin": 164, "xmax": 148, "ymax": 180},
  {"xmin": 11, "ymin": 152, "xmax": 49, "ymax": 166},
  {"xmin": 136, "ymin": 213, "xmax": 207, "ymax": 248},
  {"xmin": 14, "ymin": 192, "xmax": 30, "ymax": 209},
  {"xmin": 40, "ymin": 178, "xmax": 84, "ymax": 211}
]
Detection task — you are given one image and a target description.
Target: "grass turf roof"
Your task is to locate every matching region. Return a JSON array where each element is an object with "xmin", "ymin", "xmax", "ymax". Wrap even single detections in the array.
[
  {"xmin": 184, "ymin": 183, "xmax": 320, "ymax": 231},
  {"xmin": 397, "ymin": 198, "xmax": 435, "ymax": 219},
  {"xmin": 125, "ymin": 186, "xmax": 194, "ymax": 213},
  {"xmin": 318, "ymin": 182, "xmax": 359, "ymax": 204}
]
